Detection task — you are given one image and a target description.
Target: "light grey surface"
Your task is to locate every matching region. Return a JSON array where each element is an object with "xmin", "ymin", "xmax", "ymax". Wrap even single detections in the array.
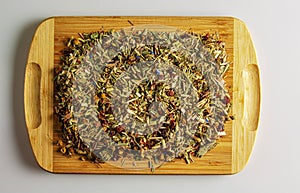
[{"xmin": 0, "ymin": 0, "xmax": 299, "ymax": 192}]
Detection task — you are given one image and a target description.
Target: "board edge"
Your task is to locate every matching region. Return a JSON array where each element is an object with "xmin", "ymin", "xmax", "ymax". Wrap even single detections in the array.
[
  {"xmin": 232, "ymin": 17, "xmax": 261, "ymax": 174},
  {"xmin": 24, "ymin": 17, "xmax": 55, "ymax": 173}
]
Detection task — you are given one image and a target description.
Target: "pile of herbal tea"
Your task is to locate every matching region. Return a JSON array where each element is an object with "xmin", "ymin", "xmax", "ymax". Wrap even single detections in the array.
[{"xmin": 55, "ymin": 27, "xmax": 232, "ymax": 166}]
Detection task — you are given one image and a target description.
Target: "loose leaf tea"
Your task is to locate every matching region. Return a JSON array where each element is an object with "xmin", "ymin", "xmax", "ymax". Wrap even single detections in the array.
[{"xmin": 55, "ymin": 25, "xmax": 232, "ymax": 170}]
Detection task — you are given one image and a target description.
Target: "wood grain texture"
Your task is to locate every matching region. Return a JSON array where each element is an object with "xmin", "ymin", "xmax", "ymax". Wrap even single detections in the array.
[
  {"xmin": 24, "ymin": 16, "xmax": 260, "ymax": 174},
  {"xmin": 232, "ymin": 19, "xmax": 260, "ymax": 174},
  {"xmin": 24, "ymin": 18, "xmax": 54, "ymax": 172}
]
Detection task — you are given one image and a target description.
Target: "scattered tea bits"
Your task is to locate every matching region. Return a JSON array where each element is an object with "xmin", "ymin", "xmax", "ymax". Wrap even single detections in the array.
[
  {"xmin": 57, "ymin": 139, "xmax": 64, "ymax": 147},
  {"xmin": 217, "ymin": 131, "xmax": 226, "ymax": 136},
  {"xmin": 79, "ymin": 156, "xmax": 86, "ymax": 161},
  {"xmin": 128, "ymin": 20, "xmax": 134, "ymax": 26},
  {"xmin": 54, "ymin": 27, "xmax": 233, "ymax": 169}
]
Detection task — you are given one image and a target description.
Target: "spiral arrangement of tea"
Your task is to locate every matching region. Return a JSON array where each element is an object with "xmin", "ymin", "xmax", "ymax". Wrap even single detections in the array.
[{"xmin": 54, "ymin": 26, "xmax": 232, "ymax": 170}]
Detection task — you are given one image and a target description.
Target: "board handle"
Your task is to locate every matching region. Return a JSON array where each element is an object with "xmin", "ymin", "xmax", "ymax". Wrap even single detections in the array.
[
  {"xmin": 242, "ymin": 63, "xmax": 260, "ymax": 131},
  {"xmin": 24, "ymin": 18, "xmax": 54, "ymax": 172},
  {"xmin": 232, "ymin": 18, "xmax": 261, "ymax": 174},
  {"xmin": 24, "ymin": 62, "xmax": 42, "ymax": 129}
]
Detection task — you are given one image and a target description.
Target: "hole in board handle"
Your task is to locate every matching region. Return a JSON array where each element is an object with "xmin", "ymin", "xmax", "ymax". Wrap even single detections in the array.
[
  {"xmin": 242, "ymin": 64, "xmax": 260, "ymax": 131},
  {"xmin": 25, "ymin": 62, "xmax": 42, "ymax": 129}
]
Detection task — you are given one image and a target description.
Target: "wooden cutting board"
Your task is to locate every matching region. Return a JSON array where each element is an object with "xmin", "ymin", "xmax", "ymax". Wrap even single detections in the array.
[{"xmin": 24, "ymin": 16, "xmax": 260, "ymax": 174}]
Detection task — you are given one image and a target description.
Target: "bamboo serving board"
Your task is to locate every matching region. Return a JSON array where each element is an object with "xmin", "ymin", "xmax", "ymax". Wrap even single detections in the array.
[{"xmin": 24, "ymin": 16, "xmax": 260, "ymax": 174}]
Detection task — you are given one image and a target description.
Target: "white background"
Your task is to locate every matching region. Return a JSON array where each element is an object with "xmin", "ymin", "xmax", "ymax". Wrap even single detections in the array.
[{"xmin": 0, "ymin": 0, "xmax": 299, "ymax": 192}]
